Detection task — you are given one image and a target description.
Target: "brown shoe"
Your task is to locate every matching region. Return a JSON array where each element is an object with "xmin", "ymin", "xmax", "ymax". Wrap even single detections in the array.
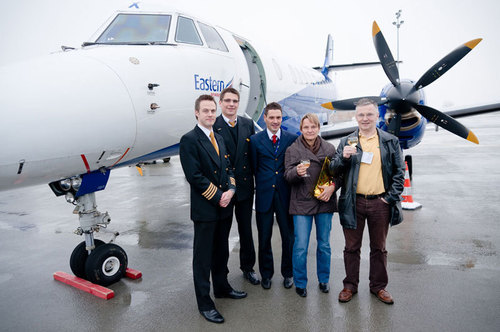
[
  {"xmin": 338, "ymin": 288, "xmax": 356, "ymax": 303},
  {"xmin": 372, "ymin": 289, "xmax": 394, "ymax": 304}
]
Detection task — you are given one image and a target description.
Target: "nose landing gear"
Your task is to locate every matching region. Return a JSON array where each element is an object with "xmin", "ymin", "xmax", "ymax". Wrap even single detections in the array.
[{"xmin": 68, "ymin": 192, "xmax": 128, "ymax": 286}]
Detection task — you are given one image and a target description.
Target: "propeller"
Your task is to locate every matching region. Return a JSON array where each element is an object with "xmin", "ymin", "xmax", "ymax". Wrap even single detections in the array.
[
  {"xmin": 372, "ymin": 21, "xmax": 400, "ymax": 88},
  {"xmin": 322, "ymin": 21, "xmax": 482, "ymax": 144}
]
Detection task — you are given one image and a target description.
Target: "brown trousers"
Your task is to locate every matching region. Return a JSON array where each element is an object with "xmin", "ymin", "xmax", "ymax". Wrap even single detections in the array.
[{"xmin": 342, "ymin": 196, "xmax": 390, "ymax": 293}]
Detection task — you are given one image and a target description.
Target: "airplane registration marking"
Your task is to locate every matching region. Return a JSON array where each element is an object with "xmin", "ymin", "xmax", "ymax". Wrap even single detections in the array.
[
  {"xmin": 110, "ymin": 148, "xmax": 131, "ymax": 167},
  {"xmin": 80, "ymin": 154, "xmax": 91, "ymax": 173}
]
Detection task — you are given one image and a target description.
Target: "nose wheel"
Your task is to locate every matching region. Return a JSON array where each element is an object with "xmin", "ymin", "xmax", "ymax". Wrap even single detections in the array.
[
  {"xmin": 70, "ymin": 239, "xmax": 105, "ymax": 279},
  {"xmin": 85, "ymin": 243, "xmax": 128, "ymax": 286},
  {"xmin": 70, "ymin": 241, "xmax": 128, "ymax": 286}
]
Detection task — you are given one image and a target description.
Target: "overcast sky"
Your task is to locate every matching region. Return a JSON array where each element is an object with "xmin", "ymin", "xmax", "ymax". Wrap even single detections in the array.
[{"xmin": 1, "ymin": 0, "xmax": 498, "ymax": 109}]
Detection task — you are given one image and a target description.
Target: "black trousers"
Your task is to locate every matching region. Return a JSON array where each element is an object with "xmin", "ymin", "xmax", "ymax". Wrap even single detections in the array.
[
  {"xmin": 234, "ymin": 196, "xmax": 256, "ymax": 272},
  {"xmin": 193, "ymin": 216, "xmax": 233, "ymax": 311},
  {"xmin": 256, "ymin": 192, "xmax": 294, "ymax": 280}
]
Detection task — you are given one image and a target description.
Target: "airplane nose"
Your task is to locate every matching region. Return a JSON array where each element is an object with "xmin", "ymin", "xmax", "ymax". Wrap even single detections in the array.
[{"xmin": 0, "ymin": 52, "xmax": 137, "ymax": 185}]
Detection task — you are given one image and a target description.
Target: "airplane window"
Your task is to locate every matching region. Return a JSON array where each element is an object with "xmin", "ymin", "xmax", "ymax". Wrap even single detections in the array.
[
  {"xmin": 96, "ymin": 14, "xmax": 171, "ymax": 43},
  {"xmin": 175, "ymin": 16, "xmax": 203, "ymax": 45},
  {"xmin": 198, "ymin": 22, "xmax": 228, "ymax": 52},
  {"xmin": 288, "ymin": 65, "xmax": 297, "ymax": 83},
  {"xmin": 272, "ymin": 59, "xmax": 283, "ymax": 80}
]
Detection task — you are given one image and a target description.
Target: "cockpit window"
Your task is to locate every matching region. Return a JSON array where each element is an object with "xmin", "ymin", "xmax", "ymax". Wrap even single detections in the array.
[
  {"xmin": 96, "ymin": 14, "xmax": 171, "ymax": 43},
  {"xmin": 175, "ymin": 16, "xmax": 203, "ymax": 45},
  {"xmin": 198, "ymin": 22, "xmax": 228, "ymax": 52}
]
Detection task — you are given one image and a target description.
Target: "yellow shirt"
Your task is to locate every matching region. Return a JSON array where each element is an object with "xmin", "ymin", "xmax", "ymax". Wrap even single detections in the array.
[{"xmin": 356, "ymin": 132, "xmax": 385, "ymax": 195}]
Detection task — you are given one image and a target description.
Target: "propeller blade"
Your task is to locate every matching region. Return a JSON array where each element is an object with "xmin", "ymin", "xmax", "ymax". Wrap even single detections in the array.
[
  {"xmin": 413, "ymin": 39, "xmax": 482, "ymax": 91},
  {"xmin": 387, "ymin": 113, "xmax": 401, "ymax": 137},
  {"xmin": 372, "ymin": 21, "xmax": 400, "ymax": 87},
  {"xmin": 412, "ymin": 103, "xmax": 479, "ymax": 144},
  {"xmin": 321, "ymin": 96, "xmax": 387, "ymax": 110}
]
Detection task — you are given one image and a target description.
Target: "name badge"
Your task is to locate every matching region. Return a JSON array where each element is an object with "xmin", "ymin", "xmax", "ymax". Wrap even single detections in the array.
[{"xmin": 361, "ymin": 151, "xmax": 374, "ymax": 164}]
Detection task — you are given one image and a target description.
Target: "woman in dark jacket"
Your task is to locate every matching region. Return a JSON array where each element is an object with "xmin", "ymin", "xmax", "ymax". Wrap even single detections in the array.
[{"xmin": 284, "ymin": 113, "xmax": 339, "ymax": 297}]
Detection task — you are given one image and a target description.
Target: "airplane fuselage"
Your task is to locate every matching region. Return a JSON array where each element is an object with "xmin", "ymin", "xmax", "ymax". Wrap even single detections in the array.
[{"xmin": 0, "ymin": 10, "xmax": 336, "ymax": 192}]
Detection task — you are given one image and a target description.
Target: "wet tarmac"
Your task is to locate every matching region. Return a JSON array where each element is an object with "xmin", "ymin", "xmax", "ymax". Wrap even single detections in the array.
[{"xmin": 1, "ymin": 112, "xmax": 499, "ymax": 331}]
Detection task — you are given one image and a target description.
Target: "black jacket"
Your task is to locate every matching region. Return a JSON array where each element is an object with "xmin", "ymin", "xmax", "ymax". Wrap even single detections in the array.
[
  {"xmin": 179, "ymin": 126, "xmax": 236, "ymax": 222},
  {"xmin": 213, "ymin": 115, "xmax": 255, "ymax": 202},
  {"xmin": 330, "ymin": 128, "xmax": 405, "ymax": 229}
]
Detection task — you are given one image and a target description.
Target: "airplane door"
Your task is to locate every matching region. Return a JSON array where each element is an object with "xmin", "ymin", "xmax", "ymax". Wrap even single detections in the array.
[{"xmin": 234, "ymin": 37, "xmax": 267, "ymax": 121}]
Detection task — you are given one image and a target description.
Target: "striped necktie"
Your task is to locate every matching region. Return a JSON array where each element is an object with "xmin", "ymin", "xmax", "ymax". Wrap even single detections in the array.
[{"xmin": 209, "ymin": 131, "xmax": 219, "ymax": 156}]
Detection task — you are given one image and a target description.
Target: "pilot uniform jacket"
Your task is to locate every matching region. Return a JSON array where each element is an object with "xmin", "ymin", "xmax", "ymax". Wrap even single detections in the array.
[
  {"xmin": 330, "ymin": 128, "xmax": 405, "ymax": 229},
  {"xmin": 179, "ymin": 126, "xmax": 236, "ymax": 222},
  {"xmin": 213, "ymin": 115, "xmax": 255, "ymax": 202},
  {"xmin": 250, "ymin": 129, "xmax": 298, "ymax": 213}
]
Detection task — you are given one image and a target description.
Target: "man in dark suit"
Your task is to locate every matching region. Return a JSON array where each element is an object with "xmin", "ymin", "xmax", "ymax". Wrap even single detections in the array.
[
  {"xmin": 213, "ymin": 87, "xmax": 260, "ymax": 286},
  {"xmin": 179, "ymin": 95, "xmax": 247, "ymax": 324},
  {"xmin": 249, "ymin": 102, "xmax": 298, "ymax": 290}
]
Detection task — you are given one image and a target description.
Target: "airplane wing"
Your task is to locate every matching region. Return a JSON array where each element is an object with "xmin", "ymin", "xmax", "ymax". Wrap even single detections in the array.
[
  {"xmin": 442, "ymin": 102, "xmax": 500, "ymax": 118},
  {"xmin": 320, "ymin": 102, "xmax": 500, "ymax": 140},
  {"xmin": 313, "ymin": 61, "xmax": 382, "ymax": 72},
  {"xmin": 320, "ymin": 120, "xmax": 358, "ymax": 140}
]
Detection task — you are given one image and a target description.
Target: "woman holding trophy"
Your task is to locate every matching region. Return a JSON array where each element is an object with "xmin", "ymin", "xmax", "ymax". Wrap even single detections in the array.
[{"xmin": 284, "ymin": 113, "xmax": 340, "ymax": 298}]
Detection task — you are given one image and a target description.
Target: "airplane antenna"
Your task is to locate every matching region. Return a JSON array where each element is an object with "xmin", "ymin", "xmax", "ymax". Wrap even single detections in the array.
[{"xmin": 392, "ymin": 9, "xmax": 404, "ymax": 69}]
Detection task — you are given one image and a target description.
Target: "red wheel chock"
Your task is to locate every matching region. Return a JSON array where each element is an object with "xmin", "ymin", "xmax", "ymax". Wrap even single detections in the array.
[{"xmin": 53, "ymin": 268, "xmax": 142, "ymax": 300}]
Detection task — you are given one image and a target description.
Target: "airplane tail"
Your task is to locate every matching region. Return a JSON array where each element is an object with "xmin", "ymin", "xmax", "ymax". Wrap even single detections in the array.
[{"xmin": 321, "ymin": 34, "xmax": 334, "ymax": 79}]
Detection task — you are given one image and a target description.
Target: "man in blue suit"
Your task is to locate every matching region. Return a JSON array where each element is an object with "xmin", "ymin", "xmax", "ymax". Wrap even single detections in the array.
[{"xmin": 249, "ymin": 102, "xmax": 298, "ymax": 290}]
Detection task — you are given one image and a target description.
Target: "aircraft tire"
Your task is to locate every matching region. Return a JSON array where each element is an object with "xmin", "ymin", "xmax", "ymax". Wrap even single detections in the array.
[
  {"xmin": 85, "ymin": 243, "xmax": 128, "ymax": 286},
  {"xmin": 70, "ymin": 239, "xmax": 105, "ymax": 279}
]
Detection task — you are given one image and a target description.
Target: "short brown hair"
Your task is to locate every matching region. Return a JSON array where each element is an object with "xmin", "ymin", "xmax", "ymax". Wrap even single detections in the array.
[
  {"xmin": 300, "ymin": 113, "xmax": 320, "ymax": 130},
  {"xmin": 220, "ymin": 87, "xmax": 240, "ymax": 101},
  {"xmin": 264, "ymin": 102, "xmax": 282, "ymax": 116},
  {"xmin": 354, "ymin": 98, "xmax": 378, "ymax": 109},
  {"xmin": 195, "ymin": 94, "xmax": 216, "ymax": 111}
]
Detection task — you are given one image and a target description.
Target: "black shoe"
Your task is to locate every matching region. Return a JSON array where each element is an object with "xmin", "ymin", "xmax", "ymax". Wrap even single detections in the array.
[
  {"xmin": 243, "ymin": 271, "xmax": 261, "ymax": 285},
  {"xmin": 200, "ymin": 309, "xmax": 224, "ymax": 324},
  {"xmin": 295, "ymin": 287, "xmax": 307, "ymax": 297},
  {"xmin": 214, "ymin": 289, "xmax": 247, "ymax": 299},
  {"xmin": 261, "ymin": 278, "xmax": 272, "ymax": 290},
  {"xmin": 283, "ymin": 277, "xmax": 293, "ymax": 289},
  {"xmin": 319, "ymin": 283, "xmax": 330, "ymax": 293}
]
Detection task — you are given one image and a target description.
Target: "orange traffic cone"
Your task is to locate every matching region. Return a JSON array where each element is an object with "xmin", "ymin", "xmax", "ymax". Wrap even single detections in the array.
[{"xmin": 401, "ymin": 161, "xmax": 422, "ymax": 210}]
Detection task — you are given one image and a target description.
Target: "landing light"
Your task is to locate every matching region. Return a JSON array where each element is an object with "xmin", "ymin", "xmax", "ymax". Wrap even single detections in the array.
[
  {"xmin": 59, "ymin": 179, "xmax": 71, "ymax": 191},
  {"xmin": 65, "ymin": 192, "xmax": 75, "ymax": 204},
  {"xmin": 71, "ymin": 177, "xmax": 82, "ymax": 190}
]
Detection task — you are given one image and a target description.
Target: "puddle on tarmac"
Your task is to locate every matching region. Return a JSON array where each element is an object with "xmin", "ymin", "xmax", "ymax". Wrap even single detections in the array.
[
  {"xmin": 137, "ymin": 221, "xmax": 192, "ymax": 250},
  {"xmin": 389, "ymin": 251, "xmax": 427, "ymax": 264}
]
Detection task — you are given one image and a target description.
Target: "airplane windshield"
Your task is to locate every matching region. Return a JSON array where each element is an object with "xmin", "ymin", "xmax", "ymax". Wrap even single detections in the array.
[{"xmin": 96, "ymin": 14, "xmax": 172, "ymax": 44}]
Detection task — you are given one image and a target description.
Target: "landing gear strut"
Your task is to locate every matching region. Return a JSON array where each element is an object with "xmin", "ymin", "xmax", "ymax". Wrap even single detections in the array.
[{"xmin": 69, "ymin": 192, "xmax": 128, "ymax": 286}]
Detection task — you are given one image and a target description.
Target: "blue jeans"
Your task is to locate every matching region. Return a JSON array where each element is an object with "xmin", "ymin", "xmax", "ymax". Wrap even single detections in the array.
[{"xmin": 292, "ymin": 213, "xmax": 333, "ymax": 288}]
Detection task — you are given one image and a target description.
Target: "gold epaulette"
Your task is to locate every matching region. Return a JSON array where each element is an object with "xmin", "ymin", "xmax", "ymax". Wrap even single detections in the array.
[{"xmin": 202, "ymin": 183, "xmax": 217, "ymax": 200}]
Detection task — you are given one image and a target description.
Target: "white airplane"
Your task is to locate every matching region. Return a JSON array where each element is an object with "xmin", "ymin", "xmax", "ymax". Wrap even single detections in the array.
[
  {"xmin": 1, "ymin": 4, "xmax": 497, "ymax": 286},
  {"xmin": 0, "ymin": 4, "xmax": 353, "ymax": 286}
]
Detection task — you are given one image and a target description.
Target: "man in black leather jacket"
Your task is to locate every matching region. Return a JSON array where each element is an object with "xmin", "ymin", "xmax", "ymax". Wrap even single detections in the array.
[{"xmin": 330, "ymin": 98, "xmax": 405, "ymax": 305}]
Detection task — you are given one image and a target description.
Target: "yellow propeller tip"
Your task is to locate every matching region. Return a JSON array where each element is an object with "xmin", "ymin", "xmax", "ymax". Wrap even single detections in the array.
[
  {"xmin": 136, "ymin": 166, "xmax": 144, "ymax": 176},
  {"xmin": 465, "ymin": 38, "xmax": 482, "ymax": 50},
  {"xmin": 372, "ymin": 21, "xmax": 381, "ymax": 37},
  {"xmin": 321, "ymin": 102, "xmax": 334, "ymax": 110},
  {"xmin": 466, "ymin": 131, "xmax": 479, "ymax": 144}
]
